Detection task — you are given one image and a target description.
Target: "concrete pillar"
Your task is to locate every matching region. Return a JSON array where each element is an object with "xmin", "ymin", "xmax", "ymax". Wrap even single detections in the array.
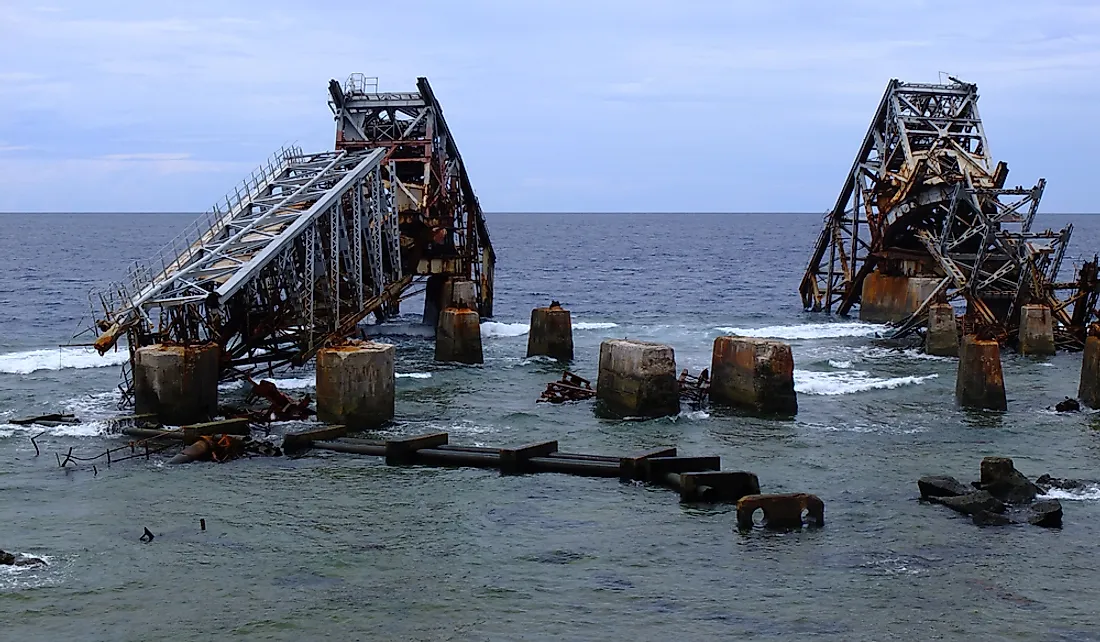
[
  {"xmin": 596, "ymin": 339, "xmax": 679, "ymax": 418},
  {"xmin": 133, "ymin": 343, "xmax": 219, "ymax": 425},
  {"xmin": 527, "ymin": 303, "xmax": 574, "ymax": 361},
  {"xmin": 710, "ymin": 336, "xmax": 797, "ymax": 416},
  {"xmin": 436, "ymin": 308, "xmax": 483, "ymax": 364},
  {"xmin": 422, "ymin": 275, "xmax": 447, "ymax": 328},
  {"xmin": 1079, "ymin": 336, "xmax": 1100, "ymax": 408},
  {"xmin": 860, "ymin": 272, "xmax": 940, "ymax": 323},
  {"xmin": 1019, "ymin": 304, "xmax": 1055, "ymax": 356},
  {"xmin": 316, "ymin": 341, "xmax": 395, "ymax": 429},
  {"xmin": 956, "ymin": 335, "xmax": 1007, "ymax": 410},
  {"xmin": 926, "ymin": 303, "xmax": 959, "ymax": 357},
  {"xmin": 423, "ymin": 276, "xmax": 477, "ymax": 328}
]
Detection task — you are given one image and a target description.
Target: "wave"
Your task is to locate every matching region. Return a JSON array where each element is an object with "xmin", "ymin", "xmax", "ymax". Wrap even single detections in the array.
[
  {"xmin": 396, "ymin": 372, "xmax": 432, "ymax": 379},
  {"xmin": 716, "ymin": 322, "xmax": 888, "ymax": 341},
  {"xmin": 0, "ymin": 347, "xmax": 129, "ymax": 375},
  {"xmin": 0, "ymin": 419, "xmax": 109, "ymax": 438},
  {"xmin": 480, "ymin": 322, "xmax": 529, "ymax": 338},
  {"xmin": 828, "ymin": 359, "xmax": 853, "ymax": 369},
  {"xmin": 1039, "ymin": 485, "xmax": 1100, "ymax": 501},
  {"xmin": 795, "ymin": 369, "xmax": 938, "ymax": 396},
  {"xmin": 573, "ymin": 322, "xmax": 619, "ymax": 330}
]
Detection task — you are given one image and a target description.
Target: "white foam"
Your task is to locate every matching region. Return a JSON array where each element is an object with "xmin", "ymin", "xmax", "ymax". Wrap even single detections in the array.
[
  {"xmin": 0, "ymin": 347, "xmax": 129, "ymax": 375},
  {"xmin": 573, "ymin": 321, "xmax": 619, "ymax": 330},
  {"xmin": 1039, "ymin": 485, "xmax": 1100, "ymax": 501},
  {"xmin": 678, "ymin": 410, "xmax": 711, "ymax": 421},
  {"xmin": 480, "ymin": 322, "xmax": 529, "ymax": 338},
  {"xmin": 520, "ymin": 355, "xmax": 559, "ymax": 365},
  {"xmin": 0, "ymin": 420, "xmax": 108, "ymax": 438},
  {"xmin": 856, "ymin": 346, "xmax": 953, "ymax": 362},
  {"xmin": 396, "ymin": 372, "xmax": 432, "ymax": 379},
  {"xmin": 716, "ymin": 322, "xmax": 888, "ymax": 340},
  {"xmin": 828, "ymin": 359, "xmax": 853, "ymax": 369},
  {"xmin": 262, "ymin": 377, "xmax": 315, "ymax": 389},
  {"xmin": 794, "ymin": 369, "xmax": 938, "ymax": 396}
]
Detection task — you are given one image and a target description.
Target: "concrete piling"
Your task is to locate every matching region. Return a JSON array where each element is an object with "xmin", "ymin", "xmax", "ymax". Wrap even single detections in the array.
[
  {"xmin": 859, "ymin": 272, "xmax": 941, "ymax": 323},
  {"xmin": 1079, "ymin": 335, "xmax": 1100, "ymax": 408},
  {"xmin": 526, "ymin": 302, "xmax": 574, "ymax": 361},
  {"xmin": 710, "ymin": 336, "xmax": 797, "ymax": 416},
  {"xmin": 956, "ymin": 335, "xmax": 1007, "ymax": 410},
  {"xmin": 596, "ymin": 339, "xmax": 679, "ymax": 418},
  {"xmin": 926, "ymin": 303, "xmax": 959, "ymax": 357},
  {"xmin": 316, "ymin": 340, "xmax": 395, "ymax": 429},
  {"xmin": 1019, "ymin": 304, "xmax": 1055, "ymax": 356},
  {"xmin": 436, "ymin": 308, "xmax": 483, "ymax": 364},
  {"xmin": 133, "ymin": 343, "xmax": 219, "ymax": 425},
  {"xmin": 423, "ymin": 276, "xmax": 477, "ymax": 329}
]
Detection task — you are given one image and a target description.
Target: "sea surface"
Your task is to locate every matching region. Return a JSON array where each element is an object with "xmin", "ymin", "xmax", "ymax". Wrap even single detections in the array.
[{"xmin": 2, "ymin": 212, "xmax": 1100, "ymax": 641}]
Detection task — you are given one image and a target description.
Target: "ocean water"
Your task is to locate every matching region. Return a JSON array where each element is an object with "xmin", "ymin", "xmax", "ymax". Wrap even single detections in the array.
[{"xmin": 3, "ymin": 212, "xmax": 1100, "ymax": 641}]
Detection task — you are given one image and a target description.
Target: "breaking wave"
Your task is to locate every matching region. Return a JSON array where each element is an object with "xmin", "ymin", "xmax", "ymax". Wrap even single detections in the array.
[
  {"xmin": 715, "ymin": 322, "xmax": 888, "ymax": 341},
  {"xmin": 1039, "ymin": 485, "xmax": 1100, "ymax": 501},
  {"xmin": 573, "ymin": 322, "xmax": 619, "ymax": 330},
  {"xmin": 397, "ymin": 372, "xmax": 432, "ymax": 379},
  {"xmin": 480, "ymin": 322, "xmax": 530, "ymax": 338},
  {"xmin": 0, "ymin": 347, "xmax": 129, "ymax": 375},
  {"xmin": 795, "ymin": 369, "xmax": 938, "ymax": 396}
]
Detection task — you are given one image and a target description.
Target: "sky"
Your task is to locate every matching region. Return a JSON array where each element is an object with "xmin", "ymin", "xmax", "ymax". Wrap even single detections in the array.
[{"xmin": 0, "ymin": 0, "xmax": 1098, "ymax": 213}]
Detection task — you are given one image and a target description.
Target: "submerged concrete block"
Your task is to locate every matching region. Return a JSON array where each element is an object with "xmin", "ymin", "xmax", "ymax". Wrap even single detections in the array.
[
  {"xmin": 926, "ymin": 303, "xmax": 959, "ymax": 357},
  {"xmin": 436, "ymin": 308, "xmax": 483, "ymax": 364},
  {"xmin": 735, "ymin": 493, "xmax": 825, "ymax": 530},
  {"xmin": 956, "ymin": 335, "xmax": 1007, "ymax": 410},
  {"xmin": 316, "ymin": 341, "xmax": 395, "ymax": 429},
  {"xmin": 133, "ymin": 343, "xmax": 219, "ymax": 425},
  {"xmin": 1019, "ymin": 304, "xmax": 1055, "ymax": 356},
  {"xmin": 527, "ymin": 304, "xmax": 574, "ymax": 361},
  {"xmin": 596, "ymin": 339, "xmax": 679, "ymax": 418},
  {"xmin": 860, "ymin": 272, "xmax": 940, "ymax": 323},
  {"xmin": 1079, "ymin": 336, "xmax": 1100, "ymax": 408},
  {"xmin": 710, "ymin": 336, "xmax": 797, "ymax": 415}
]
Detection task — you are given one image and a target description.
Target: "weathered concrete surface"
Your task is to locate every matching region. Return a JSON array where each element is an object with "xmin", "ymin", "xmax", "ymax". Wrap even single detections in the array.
[
  {"xmin": 436, "ymin": 308, "xmax": 483, "ymax": 364},
  {"xmin": 956, "ymin": 335, "xmax": 1007, "ymax": 410},
  {"xmin": 1019, "ymin": 304, "xmax": 1055, "ymax": 356},
  {"xmin": 316, "ymin": 341, "xmax": 395, "ymax": 429},
  {"xmin": 710, "ymin": 336, "xmax": 797, "ymax": 415},
  {"xmin": 926, "ymin": 303, "xmax": 959, "ymax": 357},
  {"xmin": 596, "ymin": 339, "xmax": 679, "ymax": 418},
  {"xmin": 1079, "ymin": 336, "xmax": 1100, "ymax": 408},
  {"xmin": 423, "ymin": 277, "xmax": 478, "ymax": 328},
  {"xmin": 859, "ymin": 272, "xmax": 940, "ymax": 323},
  {"xmin": 133, "ymin": 343, "xmax": 219, "ymax": 425},
  {"xmin": 526, "ymin": 304, "xmax": 574, "ymax": 361}
]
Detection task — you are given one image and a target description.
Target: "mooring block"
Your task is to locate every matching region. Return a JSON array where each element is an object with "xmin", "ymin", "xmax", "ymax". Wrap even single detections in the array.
[
  {"xmin": 735, "ymin": 493, "xmax": 825, "ymax": 530},
  {"xmin": 596, "ymin": 339, "xmax": 679, "ymax": 418},
  {"xmin": 710, "ymin": 336, "xmax": 797, "ymax": 415},
  {"xmin": 385, "ymin": 432, "xmax": 450, "ymax": 465},
  {"xmin": 679, "ymin": 471, "xmax": 761, "ymax": 503},
  {"xmin": 316, "ymin": 341, "xmax": 395, "ymax": 429},
  {"xmin": 619, "ymin": 447, "xmax": 677, "ymax": 481},
  {"xmin": 926, "ymin": 303, "xmax": 959, "ymax": 357},
  {"xmin": 527, "ymin": 304, "xmax": 574, "ymax": 361},
  {"xmin": 500, "ymin": 440, "xmax": 559, "ymax": 475},
  {"xmin": 133, "ymin": 342, "xmax": 220, "ymax": 426},
  {"xmin": 956, "ymin": 335, "xmax": 1007, "ymax": 410}
]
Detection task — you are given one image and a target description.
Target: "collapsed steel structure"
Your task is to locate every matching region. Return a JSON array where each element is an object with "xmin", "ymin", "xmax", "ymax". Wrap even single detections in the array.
[
  {"xmin": 799, "ymin": 78, "xmax": 1099, "ymax": 348},
  {"xmin": 91, "ymin": 76, "xmax": 494, "ymax": 398}
]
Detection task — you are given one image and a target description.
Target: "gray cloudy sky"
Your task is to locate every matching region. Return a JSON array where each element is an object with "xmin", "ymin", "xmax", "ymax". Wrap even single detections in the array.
[{"xmin": 0, "ymin": 0, "xmax": 1097, "ymax": 212}]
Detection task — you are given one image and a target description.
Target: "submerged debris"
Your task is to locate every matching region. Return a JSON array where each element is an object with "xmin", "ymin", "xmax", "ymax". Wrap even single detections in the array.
[
  {"xmin": 10, "ymin": 413, "xmax": 79, "ymax": 427},
  {"xmin": 919, "ymin": 456, "xmax": 1061, "ymax": 528},
  {"xmin": 0, "ymin": 550, "xmax": 47, "ymax": 567},
  {"xmin": 677, "ymin": 368, "xmax": 710, "ymax": 409},
  {"xmin": 538, "ymin": 371, "xmax": 596, "ymax": 404}
]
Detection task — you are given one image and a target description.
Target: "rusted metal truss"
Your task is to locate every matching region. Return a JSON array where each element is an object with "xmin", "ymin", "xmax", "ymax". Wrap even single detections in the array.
[
  {"xmin": 538, "ymin": 371, "xmax": 596, "ymax": 404},
  {"xmin": 91, "ymin": 76, "xmax": 493, "ymax": 396},
  {"xmin": 329, "ymin": 74, "xmax": 495, "ymax": 317},
  {"xmin": 800, "ymin": 78, "xmax": 1100, "ymax": 347}
]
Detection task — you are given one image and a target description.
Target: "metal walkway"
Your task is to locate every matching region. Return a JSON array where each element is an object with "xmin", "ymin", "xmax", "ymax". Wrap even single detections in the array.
[
  {"xmin": 91, "ymin": 76, "xmax": 494, "ymax": 394},
  {"xmin": 798, "ymin": 78, "xmax": 1098, "ymax": 346}
]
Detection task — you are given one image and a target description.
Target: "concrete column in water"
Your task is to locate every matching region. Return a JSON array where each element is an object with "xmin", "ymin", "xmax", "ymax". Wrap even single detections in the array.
[
  {"xmin": 133, "ymin": 342, "xmax": 220, "ymax": 425},
  {"xmin": 596, "ymin": 339, "xmax": 679, "ymax": 418},
  {"xmin": 859, "ymin": 272, "xmax": 940, "ymax": 323},
  {"xmin": 423, "ymin": 277, "xmax": 477, "ymax": 329},
  {"xmin": 1018, "ymin": 304, "xmax": 1055, "ymax": 356},
  {"xmin": 925, "ymin": 303, "xmax": 959, "ymax": 357},
  {"xmin": 316, "ymin": 340, "xmax": 395, "ymax": 429},
  {"xmin": 436, "ymin": 308, "xmax": 483, "ymax": 364},
  {"xmin": 710, "ymin": 336, "xmax": 797, "ymax": 416},
  {"xmin": 526, "ymin": 302, "xmax": 573, "ymax": 361},
  {"xmin": 1079, "ymin": 335, "xmax": 1100, "ymax": 408},
  {"xmin": 955, "ymin": 335, "xmax": 1007, "ymax": 410}
]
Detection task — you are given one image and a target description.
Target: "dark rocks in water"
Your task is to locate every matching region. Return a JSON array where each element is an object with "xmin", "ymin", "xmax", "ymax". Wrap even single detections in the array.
[
  {"xmin": 978, "ymin": 456, "xmax": 1040, "ymax": 504},
  {"xmin": 1036, "ymin": 474, "xmax": 1088, "ymax": 492},
  {"xmin": 1055, "ymin": 397, "xmax": 1081, "ymax": 413},
  {"xmin": 0, "ymin": 550, "xmax": 47, "ymax": 567},
  {"xmin": 1028, "ymin": 500, "xmax": 1063, "ymax": 528},
  {"xmin": 931, "ymin": 491, "xmax": 1005, "ymax": 516},
  {"xmin": 918, "ymin": 476, "xmax": 972, "ymax": 499},
  {"xmin": 972, "ymin": 510, "xmax": 1014, "ymax": 527}
]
